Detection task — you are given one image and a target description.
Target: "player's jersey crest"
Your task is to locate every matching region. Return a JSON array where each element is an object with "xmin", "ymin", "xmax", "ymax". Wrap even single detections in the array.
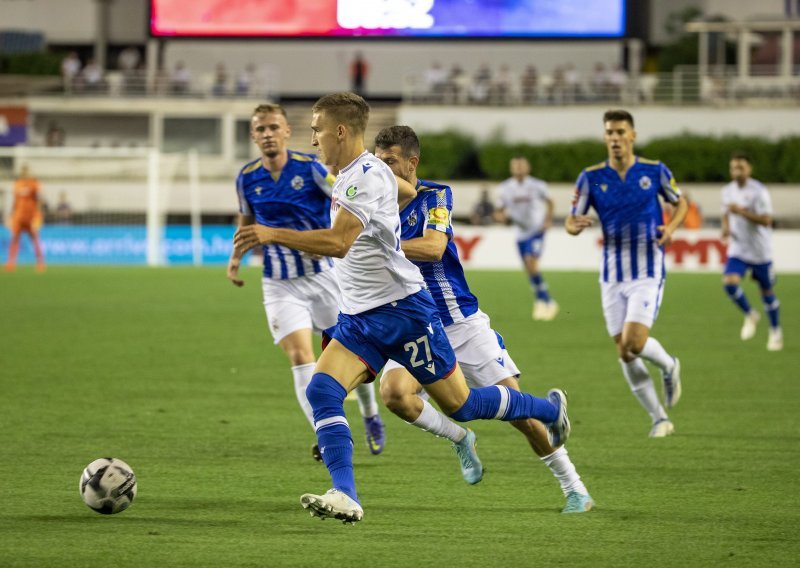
[
  {"xmin": 235, "ymin": 151, "xmax": 335, "ymax": 280},
  {"xmin": 572, "ymin": 156, "xmax": 682, "ymax": 283},
  {"xmin": 408, "ymin": 209, "xmax": 418, "ymax": 226}
]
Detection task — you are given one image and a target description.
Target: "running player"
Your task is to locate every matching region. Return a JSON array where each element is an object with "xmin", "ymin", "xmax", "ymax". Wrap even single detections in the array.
[
  {"xmin": 4, "ymin": 164, "xmax": 45, "ymax": 272},
  {"xmin": 228, "ymin": 103, "xmax": 385, "ymax": 461},
  {"xmin": 566, "ymin": 109, "xmax": 686, "ymax": 438},
  {"xmin": 234, "ymin": 93, "xmax": 571, "ymax": 524},
  {"xmin": 721, "ymin": 152, "xmax": 782, "ymax": 351},
  {"xmin": 375, "ymin": 125, "xmax": 593, "ymax": 513},
  {"xmin": 495, "ymin": 157, "xmax": 558, "ymax": 320}
]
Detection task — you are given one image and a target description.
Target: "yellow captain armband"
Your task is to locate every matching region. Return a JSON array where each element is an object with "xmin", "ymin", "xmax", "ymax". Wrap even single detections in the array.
[{"xmin": 427, "ymin": 206, "xmax": 450, "ymax": 226}]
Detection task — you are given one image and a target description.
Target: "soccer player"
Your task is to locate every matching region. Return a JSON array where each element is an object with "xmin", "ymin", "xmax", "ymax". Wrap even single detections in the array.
[
  {"xmin": 721, "ymin": 152, "xmax": 782, "ymax": 351},
  {"xmin": 495, "ymin": 156, "xmax": 558, "ymax": 320},
  {"xmin": 375, "ymin": 125, "xmax": 593, "ymax": 513},
  {"xmin": 234, "ymin": 93, "xmax": 570, "ymax": 524},
  {"xmin": 227, "ymin": 103, "xmax": 386, "ymax": 461},
  {"xmin": 566, "ymin": 109, "xmax": 686, "ymax": 438},
  {"xmin": 5, "ymin": 164, "xmax": 45, "ymax": 272}
]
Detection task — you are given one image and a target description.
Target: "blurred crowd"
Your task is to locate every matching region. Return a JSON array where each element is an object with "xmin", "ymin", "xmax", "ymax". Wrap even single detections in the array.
[
  {"xmin": 60, "ymin": 48, "xmax": 263, "ymax": 98},
  {"xmin": 413, "ymin": 61, "xmax": 633, "ymax": 105}
]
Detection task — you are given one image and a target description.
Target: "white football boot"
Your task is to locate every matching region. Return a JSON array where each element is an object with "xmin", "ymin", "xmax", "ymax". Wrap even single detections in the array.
[
  {"xmin": 649, "ymin": 419, "xmax": 675, "ymax": 438},
  {"xmin": 300, "ymin": 489, "xmax": 363, "ymax": 524},
  {"xmin": 740, "ymin": 311, "xmax": 760, "ymax": 340},
  {"xmin": 767, "ymin": 328, "xmax": 783, "ymax": 352}
]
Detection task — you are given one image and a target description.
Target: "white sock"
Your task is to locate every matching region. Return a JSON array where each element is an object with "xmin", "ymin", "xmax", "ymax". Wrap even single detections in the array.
[
  {"xmin": 540, "ymin": 447, "xmax": 587, "ymax": 496},
  {"xmin": 291, "ymin": 363, "xmax": 316, "ymax": 429},
  {"xmin": 411, "ymin": 399, "xmax": 466, "ymax": 443},
  {"xmin": 354, "ymin": 382, "xmax": 379, "ymax": 418},
  {"xmin": 620, "ymin": 358, "xmax": 668, "ymax": 423},
  {"xmin": 638, "ymin": 337, "xmax": 675, "ymax": 373}
]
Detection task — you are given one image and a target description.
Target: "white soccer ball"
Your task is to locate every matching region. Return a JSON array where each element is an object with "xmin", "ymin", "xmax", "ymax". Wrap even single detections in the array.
[{"xmin": 79, "ymin": 458, "xmax": 137, "ymax": 515}]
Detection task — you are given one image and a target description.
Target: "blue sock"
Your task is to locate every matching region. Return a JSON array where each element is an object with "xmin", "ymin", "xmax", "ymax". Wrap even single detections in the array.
[
  {"xmin": 724, "ymin": 284, "xmax": 751, "ymax": 314},
  {"xmin": 449, "ymin": 385, "xmax": 558, "ymax": 423},
  {"xmin": 762, "ymin": 293, "xmax": 780, "ymax": 328},
  {"xmin": 306, "ymin": 373, "xmax": 358, "ymax": 503},
  {"xmin": 530, "ymin": 274, "xmax": 551, "ymax": 302}
]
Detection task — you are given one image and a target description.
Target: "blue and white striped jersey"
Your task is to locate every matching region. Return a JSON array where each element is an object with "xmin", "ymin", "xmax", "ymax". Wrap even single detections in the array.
[
  {"xmin": 400, "ymin": 179, "xmax": 479, "ymax": 326},
  {"xmin": 236, "ymin": 150, "xmax": 336, "ymax": 280},
  {"xmin": 571, "ymin": 157, "xmax": 682, "ymax": 283}
]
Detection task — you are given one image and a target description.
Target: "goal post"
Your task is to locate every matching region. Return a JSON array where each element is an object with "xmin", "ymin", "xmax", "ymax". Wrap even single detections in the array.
[{"xmin": 0, "ymin": 146, "xmax": 210, "ymax": 267}]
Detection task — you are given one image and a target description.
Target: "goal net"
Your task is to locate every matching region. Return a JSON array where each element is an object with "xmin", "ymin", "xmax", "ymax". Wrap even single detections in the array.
[{"xmin": 0, "ymin": 146, "xmax": 229, "ymax": 266}]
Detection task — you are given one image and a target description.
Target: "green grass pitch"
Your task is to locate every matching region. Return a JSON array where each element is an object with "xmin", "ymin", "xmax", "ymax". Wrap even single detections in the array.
[{"xmin": 1, "ymin": 267, "xmax": 798, "ymax": 567}]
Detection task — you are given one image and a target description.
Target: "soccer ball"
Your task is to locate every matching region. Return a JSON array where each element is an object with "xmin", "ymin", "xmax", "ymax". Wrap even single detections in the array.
[{"xmin": 79, "ymin": 458, "xmax": 137, "ymax": 515}]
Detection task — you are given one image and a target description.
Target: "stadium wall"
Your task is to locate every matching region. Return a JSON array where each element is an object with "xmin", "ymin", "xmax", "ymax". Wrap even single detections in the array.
[
  {"xmin": 2, "ymin": 225, "xmax": 798, "ymax": 272},
  {"xmin": 397, "ymin": 106, "xmax": 800, "ymax": 143}
]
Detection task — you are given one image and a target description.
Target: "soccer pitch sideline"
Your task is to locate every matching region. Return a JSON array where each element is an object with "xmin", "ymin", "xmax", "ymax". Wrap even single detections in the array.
[{"xmin": 1, "ymin": 267, "xmax": 797, "ymax": 567}]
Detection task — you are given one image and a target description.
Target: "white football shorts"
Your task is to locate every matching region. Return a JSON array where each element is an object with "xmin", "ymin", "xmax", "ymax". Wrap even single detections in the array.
[
  {"xmin": 382, "ymin": 309, "xmax": 520, "ymax": 388},
  {"xmin": 261, "ymin": 269, "xmax": 340, "ymax": 344},
  {"xmin": 600, "ymin": 277, "xmax": 665, "ymax": 337}
]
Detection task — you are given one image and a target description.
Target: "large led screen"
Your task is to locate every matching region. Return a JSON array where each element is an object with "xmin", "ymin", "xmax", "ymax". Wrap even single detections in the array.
[{"xmin": 150, "ymin": 0, "xmax": 626, "ymax": 38}]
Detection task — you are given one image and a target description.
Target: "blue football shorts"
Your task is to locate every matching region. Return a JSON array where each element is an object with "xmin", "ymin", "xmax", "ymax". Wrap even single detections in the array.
[
  {"xmin": 516, "ymin": 231, "xmax": 545, "ymax": 259},
  {"xmin": 724, "ymin": 257, "xmax": 776, "ymax": 290},
  {"xmin": 330, "ymin": 290, "xmax": 458, "ymax": 385}
]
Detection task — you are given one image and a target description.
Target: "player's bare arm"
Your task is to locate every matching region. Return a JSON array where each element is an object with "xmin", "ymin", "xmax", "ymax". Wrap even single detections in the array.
[
  {"xmin": 396, "ymin": 176, "xmax": 417, "ymax": 210},
  {"xmin": 494, "ymin": 207, "xmax": 508, "ymax": 224},
  {"xmin": 227, "ymin": 214, "xmax": 254, "ymax": 287},
  {"xmin": 544, "ymin": 197, "xmax": 555, "ymax": 230},
  {"xmin": 234, "ymin": 206, "xmax": 363, "ymax": 258},
  {"xmin": 657, "ymin": 195, "xmax": 689, "ymax": 246},
  {"xmin": 401, "ymin": 229, "xmax": 448, "ymax": 262},
  {"xmin": 565, "ymin": 214, "xmax": 594, "ymax": 235},
  {"xmin": 727, "ymin": 204, "xmax": 772, "ymax": 226}
]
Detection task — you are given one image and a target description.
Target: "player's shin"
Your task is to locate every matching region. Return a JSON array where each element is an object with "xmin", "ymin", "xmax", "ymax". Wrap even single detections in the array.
[
  {"xmin": 306, "ymin": 373, "xmax": 359, "ymax": 503},
  {"xmin": 448, "ymin": 385, "xmax": 558, "ymax": 423}
]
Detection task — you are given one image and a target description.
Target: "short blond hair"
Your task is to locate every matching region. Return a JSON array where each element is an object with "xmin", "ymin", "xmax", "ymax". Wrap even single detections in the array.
[
  {"xmin": 312, "ymin": 92, "xmax": 370, "ymax": 135},
  {"xmin": 252, "ymin": 103, "xmax": 286, "ymax": 117}
]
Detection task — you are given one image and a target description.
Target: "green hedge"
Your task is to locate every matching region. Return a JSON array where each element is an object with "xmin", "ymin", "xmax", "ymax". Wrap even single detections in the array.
[
  {"xmin": 419, "ymin": 131, "xmax": 800, "ymax": 183},
  {"xmin": 0, "ymin": 52, "xmax": 62, "ymax": 75}
]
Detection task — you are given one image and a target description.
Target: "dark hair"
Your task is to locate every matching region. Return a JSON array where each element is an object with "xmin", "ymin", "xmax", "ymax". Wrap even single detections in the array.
[
  {"xmin": 252, "ymin": 103, "xmax": 286, "ymax": 117},
  {"xmin": 312, "ymin": 92, "xmax": 370, "ymax": 135},
  {"xmin": 730, "ymin": 151, "xmax": 751, "ymax": 163},
  {"xmin": 603, "ymin": 109, "xmax": 634, "ymax": 128},
  {"xmin": 374, "ymin": 125, "xmax": 420, "ymax": 158}
]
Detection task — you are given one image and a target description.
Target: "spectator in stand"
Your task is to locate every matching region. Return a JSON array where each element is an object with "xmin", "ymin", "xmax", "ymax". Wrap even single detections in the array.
[
  {"xmin": 45, "ymin": 122, "xmax": 65, "ymax": 147},
  {"xmin": 470, "ymin": 64, "xmax": 492, "ymax": 104},
  {"xmin": 520, "ymin": 65, "xmax": 538, "ymax": 104},
  {"xmin": 492, "ymin": 64, "xmax": 514, "ymax": 105},
  {"xmin": 470, "ymin": 187, "xmax": 496, "ymax": 226},
  {"xmin": 445, "ymin": 64, "xmax": 468, "ymax": 104},
  {"xmin": 236, "ymin": 64, "xmax": 256, "ymax": 97},
  {"xmin": 212, "ymin": 63, "xmax": 228, "ymax": 97},
  {"xmin": 54, "ymin": 192, "xmax": 73, "ymax": 224},
  {"xmin": 117, "ymin": 46, "xmax": 141, "ymax": 94},
  {"xmin": 590, "ymin": 63, "xmax": 610, "ymax": 100},
  {"xmin": 423, "ymin": 61, "xmax": 448, "ymax": 103},
  {"xmin": 549, "ymin": 66, "xmax": 566, "ymax": 104},
  {"xmin": 117, "ymin": 46, "xmax": 140, "ymax": 73},
  {"xmin": 61, "ymin": 51, "xmax": 81, "ymax": 93},
  {"xmin": 170, "ymin": 61, "xmax": 192, "ymax": 95},
  {"xmin": 608, "ymin": 64, "xmax": 628, "ymax": 100},
  {"xmin": 564, "ymin": 64, "xmax": 582, "ymax": 103},
  {"xmin": 350, "ymin": 52, "xmax": 369, "ymax": 96},
  {"xmin": 80, "ymin": 58, "xmax": 104, "ymax": 93}
]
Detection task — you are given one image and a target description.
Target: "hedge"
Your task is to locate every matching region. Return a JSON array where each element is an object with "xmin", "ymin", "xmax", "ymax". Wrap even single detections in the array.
[{"xmin": 418, "ymin": 131, "xmax": 800, "ymax": 183}]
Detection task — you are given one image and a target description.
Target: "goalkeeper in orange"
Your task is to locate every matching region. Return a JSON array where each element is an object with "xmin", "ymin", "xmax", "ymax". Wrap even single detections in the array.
[{"xmin": 5, "ymin": 164, "xmax": 46, "ymax": 272}]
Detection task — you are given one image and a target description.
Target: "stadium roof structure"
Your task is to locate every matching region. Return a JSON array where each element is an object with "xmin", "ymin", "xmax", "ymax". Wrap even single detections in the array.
[{"xmin": 685, "ymin": 18, "xmax": 800, "ymax": 80}]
